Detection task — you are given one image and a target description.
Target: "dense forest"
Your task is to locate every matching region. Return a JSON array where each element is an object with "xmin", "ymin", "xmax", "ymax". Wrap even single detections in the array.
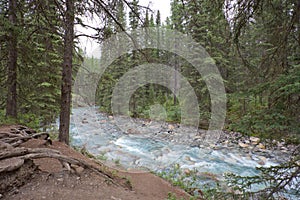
[
  {"xmin": 0, "ymin": 0, "xmax": 299, "ymax": 198},
  {"xmin": 1, "ymin": 0, "xmax": 299, "ymax": 141},
  {"xmin": 93, "ymin": 0, "xmax": 300, "ymax": 145}
]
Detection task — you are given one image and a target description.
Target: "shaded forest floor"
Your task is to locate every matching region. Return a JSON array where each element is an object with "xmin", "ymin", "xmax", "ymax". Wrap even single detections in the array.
[{"xmin": 0, "ymin": 125, "xmax": 190, "ymax": 200}]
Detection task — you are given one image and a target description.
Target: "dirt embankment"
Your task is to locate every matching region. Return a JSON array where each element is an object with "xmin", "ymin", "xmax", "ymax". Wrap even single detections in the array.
[{"xmin": 0, "ymin": 125, "xmax": 190, "ymax": 200}]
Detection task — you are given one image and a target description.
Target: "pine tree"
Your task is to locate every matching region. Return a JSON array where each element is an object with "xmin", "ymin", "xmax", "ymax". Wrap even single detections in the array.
[
  {"xmin": 128, "ymin": 0, "xmax": 140, "ymax": 117},
  {"xmin": 1, "ymin": 0, "xmax": 63, "ymax": 127},
  {"xmin": 59, "ymin": 0, "xmax": 75, "ymax": 144},
  {"xmin": 228, "ymin": 0, "xmax": 300, "ymax": 137},
  {"xmin": 18, "ymin": 0, "xmax": 63, "ymax": 127},
  {"xmin": 6, "ymin": 0, "xmax": 18, "ymax": 118}
]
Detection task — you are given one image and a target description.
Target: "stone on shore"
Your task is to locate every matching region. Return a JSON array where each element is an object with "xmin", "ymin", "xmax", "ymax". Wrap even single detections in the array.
[
  {"xmin": 238, "ymin": 142, "xmax": 249, "ymax": 148},
  {"xmin": 250, "ymin": 136, "xmax": 260, "ymax": 145},
  {"xmin": 126, "ymin": 129, "xmax": 141, "ymax": 134},
  {"xmin": 257, "ymin": 143, "xmax": 266, "ymax": 150},
  {"xmin": 108, "ymin": 116, "xmax": 114, "ymax": 120}
]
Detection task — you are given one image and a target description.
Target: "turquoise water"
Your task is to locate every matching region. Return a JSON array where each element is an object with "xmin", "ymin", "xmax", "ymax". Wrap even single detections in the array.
[{"xmin": 69, "ymin": 107, "xmax": 298, "ymax": 198}]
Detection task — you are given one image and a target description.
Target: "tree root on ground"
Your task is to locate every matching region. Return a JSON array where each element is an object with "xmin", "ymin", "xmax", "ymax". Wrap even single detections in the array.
[{"xmin": 0, "ymin": 126, "xmax": 132, "ymax": 195}]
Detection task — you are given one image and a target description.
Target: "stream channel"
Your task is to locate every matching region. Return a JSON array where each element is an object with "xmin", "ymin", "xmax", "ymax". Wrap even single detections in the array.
[{"xmin": 68, "ymin": 107, "xmax": 298, "ymax": 198}]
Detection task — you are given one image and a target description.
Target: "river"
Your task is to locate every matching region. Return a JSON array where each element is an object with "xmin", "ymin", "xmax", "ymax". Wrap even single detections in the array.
[{"xmin": 68, "ymin": 107, "xmax": 298, "ymax": 198}]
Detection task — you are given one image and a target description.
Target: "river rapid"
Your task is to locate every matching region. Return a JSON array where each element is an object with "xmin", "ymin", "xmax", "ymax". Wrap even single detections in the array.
[{"xmin": 69, "ymin": 107, "xmax": 298, "ymax": 198}]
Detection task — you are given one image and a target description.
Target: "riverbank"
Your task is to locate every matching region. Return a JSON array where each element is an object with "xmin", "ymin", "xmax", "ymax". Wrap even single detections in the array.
[{"xmin": 0, "ymin": 125, "xmax": 190, "ymax": 200}]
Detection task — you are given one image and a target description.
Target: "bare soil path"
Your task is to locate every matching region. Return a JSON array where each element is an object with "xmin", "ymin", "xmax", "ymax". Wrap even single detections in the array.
[{"xmin": 0, "ymin": 125, "xmax": 190, "ymax": 200}]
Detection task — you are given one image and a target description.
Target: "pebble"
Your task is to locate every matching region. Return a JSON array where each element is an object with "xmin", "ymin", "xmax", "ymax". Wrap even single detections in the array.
[
  {"xmin": 74, "ymin": 166, "xmax": 84, "ymax": 174},
  {"xmin": 257, "ymin": 143, "xmax": 266, "ymax": 149},
  {"xmin": 108, "ymin": 116, "xmax": 114, "ymax": 120},
  {"xmin": 280, "ymin": 146, "xmax": 288, "ymax": 151},
  {"xmin": 257, "ymin": 156, "xmax": 267, "ymax": 165},
  {"xmin": 111, "ymin": 196, "xmax": 122, "ymax": 200},
  {"xmin": 184, "ymin": 169, "xmax": 191, "ymax": 175},
  {"xmin": 238, "ymin": 142, "xmax": 249, "ymax": 148},
  {"xmin": 250, "ymin": 136, "xmax": 260, "ymax": 144},
  {"xmin": 185, "ymin": 156, "xmax": 192, "ymax": 161},
  {"xmin": 126, "ymin": 129, "xmax": 140, "ymax": 134},
  {"xmin": 168, "ymin": 124, "xmax": 175, "ymax": 131}
]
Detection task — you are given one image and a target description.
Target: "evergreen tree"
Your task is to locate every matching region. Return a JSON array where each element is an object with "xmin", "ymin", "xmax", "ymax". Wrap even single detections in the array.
[
  {"xmin": 59, "ymin": 0, "xmax": 75, "ymax": 144},
  {"xmin": 6, "ymin": 0, "xmax": 18, "ymax": 118},
  {"xmin": 128, "ymin": 0, "xmax": 140, "ymax": 117},
  {"xmin": 0, "ymin": 0, "xmax": 64, "ymax": 127},
  {"xmin": 150, "ymin": 13, "xmax": 155, "ymax": 27},
  {"xmin": 228, "ymin": 0, "xmax": 300, "ymax": 138}
]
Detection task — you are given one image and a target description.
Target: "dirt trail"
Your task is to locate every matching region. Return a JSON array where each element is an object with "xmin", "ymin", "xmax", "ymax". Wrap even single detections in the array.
[{"xmin": 0, "ymin": 125, "xmax": 190, "ymax": 200}]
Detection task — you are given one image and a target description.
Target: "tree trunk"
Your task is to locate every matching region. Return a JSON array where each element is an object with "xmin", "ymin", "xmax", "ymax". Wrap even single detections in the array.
[
  {"xmin": 59, "ymin": 0, "xmax": 74, "ymax": 145},
  {"xmin": 6, "ymin": 0, "xmax": 18, "ymax": 118}
]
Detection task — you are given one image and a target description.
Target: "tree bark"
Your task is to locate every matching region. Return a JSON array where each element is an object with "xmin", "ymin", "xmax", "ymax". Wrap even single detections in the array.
[
  {"xmin": 59, "ymin": 0, "xmax": 75, "ymax": 145},
  {"xmin": 6, "ymin": 0, "xmax": 18, "ymax": 118}
]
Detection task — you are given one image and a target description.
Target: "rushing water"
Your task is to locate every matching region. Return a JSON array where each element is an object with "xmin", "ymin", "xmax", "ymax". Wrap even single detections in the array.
[{"xmin": 69, "ymin": 107, "xmax": 298, "ymax": 198}]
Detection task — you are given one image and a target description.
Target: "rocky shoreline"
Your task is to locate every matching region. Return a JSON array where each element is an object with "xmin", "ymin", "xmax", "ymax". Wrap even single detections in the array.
[
  {"xmin": 72, "ymin": 107, "xmax": 298, "ymax": 170},
  {"xmin": 104, "ymin": 114, "xmax": 298, "ymax": 166}
]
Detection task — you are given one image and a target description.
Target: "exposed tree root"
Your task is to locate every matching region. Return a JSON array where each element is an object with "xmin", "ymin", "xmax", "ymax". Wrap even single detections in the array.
[{"xmin": 0, "ymin": 126, "xmax": 131, "ymax": 192}]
